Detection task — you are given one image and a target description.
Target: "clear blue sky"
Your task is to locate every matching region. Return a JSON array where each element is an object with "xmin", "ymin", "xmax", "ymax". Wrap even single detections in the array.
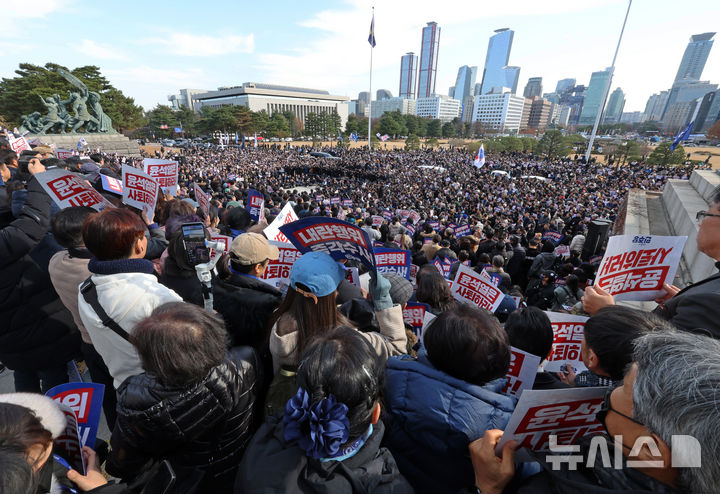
[{"xmin": 3, "ymin": 0, "xmax": 719, "ymax": 113}]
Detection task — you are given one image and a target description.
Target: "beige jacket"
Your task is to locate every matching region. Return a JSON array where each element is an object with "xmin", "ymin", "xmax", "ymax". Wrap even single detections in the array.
[
  {"xmin": 269, "ymin": 304, "xmax": 407, "ymax": 373},
  {"xmin": 48, "ymin": 251, "xmax": 92, "ymax": 344}
]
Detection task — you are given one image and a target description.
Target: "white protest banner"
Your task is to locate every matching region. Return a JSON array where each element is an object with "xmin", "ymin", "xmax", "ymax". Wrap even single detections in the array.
[
  {"xmin": 143, "ymin": 158, "xmax": 178, "ymax": 195},
  {"xmin": 409, "ymin": 263, "xmax": 419, "ymax": 287},
  {"xmin": 194, "ymin": 183, "xmax": 210, "ymax": 217},
  {"xmin": 209, "ymin": 234, "xmax": 232, "ymax": 257},
  {"xmin": 9, "ymin": 134, "xmax": 30, "ymax": 153},
  {"xmin": 451, "ymin": 263, "xmax": 504, "ymax": 312},
  {"xmin": 502, "ymin": 347, "xmax": 541, "ymax": 397},
  {"xmin": 554, "ymin": 245, "xmax": 570, "ymax": 257},
  {"xmin": 345, "ymin": 266, "xmax": 361, "ymax": 288},
  {"xmin": 543, "ymin": 312, "xmax": 588, "ymax": 373},
  {"xmin": 36, "ymin": 169, "xmax": 114, "ymax": 211},
  {"xmin": 56, "ymin": 148, "xmax": 73, "ymax": 159},
  {"xmin": 496, "ymin": 387, "xmax": 607, "ymax": 454},
  {"xmin": 258, "ymin": 241, "xmax": 301, "ymax": 290},
  {"xmin": 264, "ymin": 202, "xmax": 299, "ymax": 243},
  {"xmin": 371, "ymin": 215, "xmax": 384, "ymax": 227},
  {"xmin": 122, "ymin": 164, "xmax": 159, "ymax": 215},
  {"xmin": 594, "ymin": 234, "xmax": 686, "ymax": 301}
]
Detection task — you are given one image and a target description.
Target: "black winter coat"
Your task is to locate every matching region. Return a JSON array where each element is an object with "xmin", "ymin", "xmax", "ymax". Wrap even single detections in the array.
[
  {"xmin": 0, "ymin": 178, "xmax": 80, "ymax": 371},
  {"xmin": 213, "ymin": 273, "xmax": 282, "ymax": 349},
  {"xmin": 236, "ymin": 417, "xmax": 414, "ymax": 493},
  {"xmin": 107, "ymin": 346, "xmax": 262, "ymax": 492}
]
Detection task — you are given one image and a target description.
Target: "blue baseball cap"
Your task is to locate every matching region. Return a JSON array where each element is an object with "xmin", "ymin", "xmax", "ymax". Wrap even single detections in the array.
[{"xmin": 290, "ymin": 251, "xmax": 346, "ymax": 298}]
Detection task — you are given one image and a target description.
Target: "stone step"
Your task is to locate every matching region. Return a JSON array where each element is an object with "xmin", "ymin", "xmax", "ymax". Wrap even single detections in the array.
[
  {"xmin": 661, "ymin": 179, "xmax": 716, "ymax": 283},
  {"xmin": 689, "ymin": 169, "xmax": 720, "ymax": 203}
]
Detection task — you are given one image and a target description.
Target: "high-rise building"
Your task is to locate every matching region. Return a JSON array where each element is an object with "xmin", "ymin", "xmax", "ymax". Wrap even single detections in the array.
[
  {"xmin": 673, "ymin": 32, "xmax": 715, "ymax": 84},
  {"xmin": 695, "ymin": 89, "xmax": 720, "ymax": 132},
  {"xmin": 663, "ymin": 100, "xmax": 698, "ymax": 132},
  {"xmin": 527, "ymin": 97, "xmax": 552, "ymax": 130},
  {"xmin": 399, "ymin": 52, "xmax": 418, "ymax": 99},
  {"xmin": 620, "ymin": 111, "xmax": 644, "ymax": 124},
  {"xmin": 370, "ymin": 97, "xmax": 416, "ymax": 119},
  {"xmin": 603, "ymin": 87, "xmax": 625, "ymax": 124},
  {"xmin": 473, "ymin": 83, "xmax": 483, "ymax": 96},
  {"xmin": 555, "ymin": 78, "xmax": 576, "ymax": 94},
  {"xmin": 377, "ymin": 89, "xmax": 392, "ymax": 101},
  {"xmin": 358, "ymin": 91, "xmax": 371, "ymax": 117},
  {"xmin": 578, "ymin": 69, "xmax": 611, "ymax": 126},
  {"xmin": 559, "ymin": 84, "xmax": 585, "ymax": 126},
  {"xmin": 642, "ymin": 91, "xmax": 669, "ymax": 122},
  {"xmin": 523, "ymin": 77, "xmax": 543, "ymax": 99},
  {"xmin": 449, "ymin": 86, "xmax": 455, "ymax": 98},
  {"xmin": 415, "ymin": 95, "xmax": 461, "ymax": 122},
  {"xmin": 454, "ymin": 65, "xmax": 478, "ymax": 122},
  {"xmin": 472, "ymin": 89, "xmax": 526, "ymax": 132},
  {"xmin": 417, "ymin": 22, "xmax": 441, "ymax": 98},
  {"xmin": 662, "ymin": 80, "xmax": 717, "ymax": 120},
  {"xmin": 479, "ymin": 28, "xmax": 520, "ymax": 95}
]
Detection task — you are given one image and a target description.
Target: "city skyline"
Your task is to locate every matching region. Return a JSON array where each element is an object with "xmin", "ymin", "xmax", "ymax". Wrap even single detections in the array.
[{"xmin": 2, "ymin": 0, "xmax": 719, "ymax": 113}]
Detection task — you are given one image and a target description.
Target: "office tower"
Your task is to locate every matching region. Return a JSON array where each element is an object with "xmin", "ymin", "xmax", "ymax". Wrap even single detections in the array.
[
  {"xmin": 399, "ymin": 52, "xmax": 418, "ymax": 99},
  {"xmin": 643, "ymin": 91, "xmax": 669, "ymax": 122},
  {"xmin": 578, "ymin": 69, "xmax": 611, "ymax": 126},
  {"xmin": 603, "ymin": 88, "xmax": 625, "ymax": 124},
  {"xmin": 560, "ymin": 84, "xmax": 585, "ymax": 126},
  {"xmin": 555, "ymin": 78, "xmax": 576, "ymax": 94},
  {"xmin": 674, "ymin": 33, "xmax": 715, "ymax": 84},
  {"xmin": 695, "ymin": 90, "xmax": 720, "ymax": 132},
  {"xmin": 527, "ymin": 97, "xmax": 552, "ymax": 130},
  {"xmin": 472, "ymin": 89, "xmax": 526, "ymax": 132},
  {"xmin": 415, "ymin": 95, "xmax": 461, "ymax": 122},
  {"xmin": 523, "ymin": 77, "xmax": 543, "ymax": 99},
  {"xmin": 358, "ymin": 91, "xmax": 370, "ymax": 117},
  {"xmin": 418, "ymin": 22, "xmax": 441, "ymax": 98},
  {"xmin": 449, "ymin": 86, "xmax": 455, "ymax": 97},
  {"xmin": 479, "ymin": 28, "xmax": 520, "ymax": 94},
  {"xmin": 376, "ymin": 89, "xmax": 392, "ymax": 101},
  {"xmin": 371, "ymin": 98, "xmax": 416, "ymax": 119},
  {"xmin": 474, "ymin": 83, "xmax": 483, "ymax": 96},
  {"xmin": 454, "ymin": 65, "xmax": 478, "ymax": 122},
  {"xmin": 663, "ymin": 80, "xmax": 717, "ymax": 121}
]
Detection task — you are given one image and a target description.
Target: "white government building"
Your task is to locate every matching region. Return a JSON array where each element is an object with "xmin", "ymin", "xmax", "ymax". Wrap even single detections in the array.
[
  {"xmin": 415, "ymin": 95, "xmax": 462, "ymax": 122},
  {"xmin": 187, "ymin": 83, "xmax": 350, "ymax": 129},
  {"xmin": 472, "ymin": 89, "xmax": 526, "ymax": 132}
]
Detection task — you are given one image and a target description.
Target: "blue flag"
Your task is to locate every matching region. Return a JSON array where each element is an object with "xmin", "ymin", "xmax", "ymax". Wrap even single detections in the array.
[
  {"xmin": 368, "ymin": 14, "xmax": 376, "ymax": 47},
  {"xmin": 670, "ymin": 121, "xmax": 694, "ymax": 151},
  {"xmin": 351, "ymin": 131, "xmax": 358, "ymax": 142},
  {"xmin": 338, "ymin": 129, "xmax": 343, "ymax": 142}
]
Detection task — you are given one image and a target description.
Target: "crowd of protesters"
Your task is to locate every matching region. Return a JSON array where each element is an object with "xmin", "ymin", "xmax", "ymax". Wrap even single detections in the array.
[{"xmin": 1, "ymin": 129, "xmax": 720, "ymax": 494}]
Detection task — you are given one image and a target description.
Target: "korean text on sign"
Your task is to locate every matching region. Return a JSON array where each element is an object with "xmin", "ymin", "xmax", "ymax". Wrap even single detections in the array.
[
  {"xmin": 496, "ymin": 387, "xmax": 607, "ymax": 453},
  {"xmin": 450, "ymin": 264, "xmax": 504, "ymax": 312},
  {"xmin": 375, "ymin": 248, "xmax": 411, "ymax": 279},
  {"xmin": 259, "ymin": 242, "xmax": 301, "ymax": 289},
  {"xmin": 502, "ymin": 347, "xmax": 541, "ymax": 397},
  {"xmin": 594, "ymin": 235, "xmax": 686, "ymax": 301},
  {"xmin": 37, "ymin": 169, "xmax": 113, "ymax": 211},
  {"xmin": 403, "ymin": 302, "xmax": 430, "ymax": 337},
  {"xmin": 544, "ymin": 312, "xmax": 588, "ymax": 373},
  {"xmin": 264, "ymin": 202, "xmax": 299, "ymax": 243},
  {"xmin": 122, "ymin": 164, "xmax": 159, "ymax": 213},
  {"xmin": 143, "ymin": 158, "xmax": 178, "ymax": 195}
]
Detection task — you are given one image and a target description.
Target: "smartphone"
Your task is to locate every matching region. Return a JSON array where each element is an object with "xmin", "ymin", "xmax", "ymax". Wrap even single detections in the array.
[{"xmin": 180, "ymin": 222, "xmax": 209, "ymax": 266}]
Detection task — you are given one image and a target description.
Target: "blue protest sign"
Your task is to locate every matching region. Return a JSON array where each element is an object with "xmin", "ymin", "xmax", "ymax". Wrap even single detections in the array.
[
  {"xmin": 330, "ymin": 196, "xmax": 340, "ymax": 205},
  {"xmin": 403, "ymin": 302, "xmax": 431, "ymax": 337},
  {"xmin": 279, "ymin": 216, "xmax": 376, "ymax": 271},
  {"xmin": 542, "ymin": 230, "xmax": 564, "ymax": 246},
  {"xmin": 46, "ymin": 382, "xmax": 105, "ymax": 449},
  {"xmin": 454, "ymin": 223, "xmax": 471, "ymax": 237},
  {"xmin": 374, "ymin": 248, "xmax": 411, "ymax": 279},
  {"xmin": 247, "ymin": 188, "xmax": 264, "ymax": 222},
  {"xmin": 382, "ymin": 209, "xmax": 393, "ymax": 221},
  {"xmin": 342, "ymin": 199, "xmax": 353, "ymax": 207}
]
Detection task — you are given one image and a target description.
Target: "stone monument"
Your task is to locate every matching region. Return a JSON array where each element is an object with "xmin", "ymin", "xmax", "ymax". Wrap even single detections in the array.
[{"xmin": 19, "ymin": 68, "xmax": 140, "ymax": 156}]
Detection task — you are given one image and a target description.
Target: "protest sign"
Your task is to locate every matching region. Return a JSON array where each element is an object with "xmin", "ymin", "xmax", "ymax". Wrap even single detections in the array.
[
  {"xmin": 454, "ymin": 223, "xmax": 471, "ymax": 237},
  {"xmin": 143, "ymin": 158, "xmax": 178, "ymax": 195},
  {"xmin": 122, "ymin": 164, "xmax": 159, "ymax": 214},
  {"xmin": 53, "ymin": 401, "xmax": 86, "ymax": 473},
  {"xmin": 554, "ymin": 245, "xmax": 570, "ymax": 257},
  {"xmin": 247, "ymin": 188, "xmax": 265, "ymax": 222},
  {"xmin": 432, "ymin": 256, "xmax": 453, "ymax": 279},
  {"xmin": 382, "ymin": 209, "xmax": 393, "ymax": 221},
  {"xmin": 594, "ymin": 235, "xmax": 687, "ymax": 301},
  {"xmin": 375, "ymin": 248, "xmax": 411, "ymax": 279},
  {"xmin": 345, "ymin": 266, "xmax": 361, "ymax": 288},
  {"xmin": 100, "ymin": 174, "xmax": 123, "ymax": 195},
  {"xmin": 194, "ymin": 183, "xmax": 210, "ymax": 217},
  {"xmin": 502, "ymin": 347, "xmax": 541, "ymax": 397},
  {"xmin": 408, "ymin": 210, "xmax": 421, "ymax": 224},
  {"xmin": 542, "ymin": 230, "xmax": 564, "ymax": 246},
  {"xmin": 258, "ymin": 241, "xmax": 300, "ymax": 290},
  {"xmin": 37, "ymin": 169, "xmax": 114, "ymax": 211},
  {"xmin": 496, "ymin": 387, "xmax": 607, "ymax": 454},
  {"xmin": 544, "ymin": 312, "xmax": 589, "ymax": 373},
  {"xmin": 209, "ymin": 234, "xmax": 232, "ymax": 256},
  {"xmin": 409, "ymin": 263, "xmax": 419, "ymax": 287},
  {"xmin": 46, "ymin": 382, "xmax": 104, "ymax": 452},
  {"xmin": 405, "ymin": 223, "xmax": 416, "ymax": 236},
  {"xmin": 342, "ymin": 199, "xmax": 353, "ymax": 207},
  {"xmin": 371, "ymin": 215, "xmax": 384, "ymax": 227},
  {"xmin": 9, "ymin": 134, "xmax": 30, "ymax": 153},
  {"xmin": 403, "ymin": 302, "xmax": 431, "ymax": 337},
  {"xmin": 330, "ymin": 196, "xmax": 340, "ymax": 205},
  {"xmin": 56, "ymin": 148, "xmax": 73, "ymax": 159},
  {"xmin": 280, "ymin": 217, "xmax": 376, "ymax": 271},
  {"xmin": 451, "ymin": 264, "xmax": 504, "ymax": 312},
  {"xmin": 264, "ymin": 202, "xmax": 300, "ymax": 243},
  {"xmin": 428, "ymin": 221, "xmax": 440, "ymax": 230}
]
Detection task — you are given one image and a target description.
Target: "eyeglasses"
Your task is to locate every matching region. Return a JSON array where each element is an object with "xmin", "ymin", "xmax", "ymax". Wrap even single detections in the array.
[
  {"xmin": 696, "ymin": 211, "xmax": 720, "ymax": 222},
  {"xmin": 596, "ymin": 389, "xmax": 644, "ymax": 435}
]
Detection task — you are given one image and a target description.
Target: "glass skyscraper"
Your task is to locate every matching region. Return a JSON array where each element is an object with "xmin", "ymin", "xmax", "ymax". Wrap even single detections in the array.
[
  {"xmin": 479, "ymin": 28, "xmax": 520, "ymax": 95},
  {"xmin": 454, "ymin": 65, "xmax": 477, "ymax": 122},
  {"xmin": 578, "ymin": 69, "xmax": 611, "ymax": 126},
  {"xmin": 417, "ymin": 22, "xmax": 440, "ymax": 98},
  {"xmin": 399, "ymin": 52, "xmax": 418, "ymax": 99},
  {"xmin": 674, "ymin": 32, "xmax": 715, "ymax": 84},
  {"xmin": 523, "ymin": 77, "xmax": 543, "ymax": 99}
]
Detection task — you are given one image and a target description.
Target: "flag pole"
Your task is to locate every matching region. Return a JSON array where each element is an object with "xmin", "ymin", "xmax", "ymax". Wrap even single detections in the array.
[
  {"xmin": 368, "ymin": 7, "xmax": 374, "ymax": 149},
  {"xmin": 584, "ymin": 0, "xmax": 632, "ymax": 164}
]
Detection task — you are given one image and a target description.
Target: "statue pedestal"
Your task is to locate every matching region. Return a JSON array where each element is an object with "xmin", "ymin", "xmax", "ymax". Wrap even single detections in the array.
[{"xmin": 28, "ymin": 133, "xmax": 141, "ymax": 157}]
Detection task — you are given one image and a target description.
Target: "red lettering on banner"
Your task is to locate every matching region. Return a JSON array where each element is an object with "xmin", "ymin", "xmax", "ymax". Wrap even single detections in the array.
[
  {"xmin": 596, "ymin": 266, "xmax": 669, "ymax": 295},
  {"xmin": 48, "ymin": 177, "xmax": 85, "ymax": 200},
  {"xmin": 296, "ymin": 224, "xmax": 367, "ymax": 248},
  {"xmin": 53, "ymin": 389, "xmax": 93, "ymax": 423}
]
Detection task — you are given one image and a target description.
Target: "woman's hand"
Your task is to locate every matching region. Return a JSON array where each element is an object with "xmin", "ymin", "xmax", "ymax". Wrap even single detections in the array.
[
  {"xmin": 66, "ymin": 446, "xmax": 108, "ymax": 491},
  {"xmin": 468, "ymin": 430, "xmax": 517, "ymax": 494}
]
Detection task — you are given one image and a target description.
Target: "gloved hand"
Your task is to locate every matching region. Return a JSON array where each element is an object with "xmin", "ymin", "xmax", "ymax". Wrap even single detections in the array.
[{"xmin": 369, "ymin": 271, "xmax": 394, "ymax": 311}]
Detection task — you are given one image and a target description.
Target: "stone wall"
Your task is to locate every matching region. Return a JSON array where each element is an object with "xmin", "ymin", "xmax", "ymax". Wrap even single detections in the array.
[{"xmin": 28, "ymin": 134, "xmax": 141, "ymax": 157}]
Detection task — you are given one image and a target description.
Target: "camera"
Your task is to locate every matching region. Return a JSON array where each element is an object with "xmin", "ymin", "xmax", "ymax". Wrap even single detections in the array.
[{"xmin": 180, "ymin": 222, "xmax": 210, "ymax": 266}]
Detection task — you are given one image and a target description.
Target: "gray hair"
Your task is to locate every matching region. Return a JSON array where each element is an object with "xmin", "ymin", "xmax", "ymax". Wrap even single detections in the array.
[{"xmin": 633, "ymin": 330, "xmax": 720, "ymax": 494}]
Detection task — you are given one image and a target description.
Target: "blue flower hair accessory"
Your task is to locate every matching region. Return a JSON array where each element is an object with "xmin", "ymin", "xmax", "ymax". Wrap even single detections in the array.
[{"xmin": 283, "ymin": 387, "xmax": 350, "ymax": 459}]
